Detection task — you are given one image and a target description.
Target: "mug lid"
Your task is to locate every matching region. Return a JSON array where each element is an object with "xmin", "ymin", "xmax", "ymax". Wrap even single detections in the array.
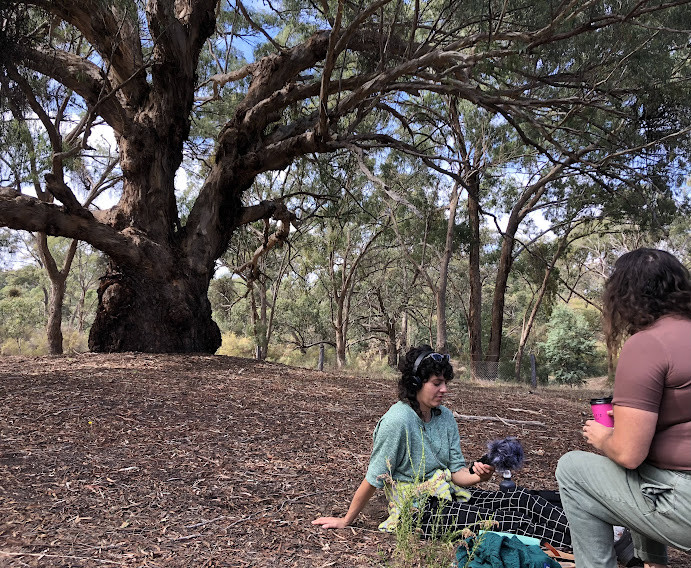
[{"xmin": 590, "ymin": 396, "xmax": 613, "ymax": 405}]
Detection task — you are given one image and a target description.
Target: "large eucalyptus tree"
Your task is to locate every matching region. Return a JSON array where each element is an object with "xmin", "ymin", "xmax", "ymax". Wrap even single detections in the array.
[{"xmin": 0, "ymin": 0, "xmax": 688, "ymax": 352}]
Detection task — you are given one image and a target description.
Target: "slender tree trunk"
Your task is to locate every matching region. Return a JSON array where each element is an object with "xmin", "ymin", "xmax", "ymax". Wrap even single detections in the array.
[
  {"xmin": 328, "ymin": 226, "xmax": 384, "ymax": 368},
  {"xmin": 435, "ymin": 180, "xmax": 460, "ymax": 354},
  {"xmin": 75, "ymin": 287, "xmax": 87, "ymax": 332},
  {"xmin": 486, "ymin": 214, "xmax": 520, "ymax": 364},
  {"xmin": 331, "ymin": 268, "xmax": 348, "ymax": 368},
  {"xmin": 46, "ymin": 277, "xmax": 66, "ymax": 355},
  {"xmin": 514, "ymin": 236, "xmax": 570, "ymax": 381},
  {"xmin": 37, "ymin": 235, "xmax": 78, "ymax": 355},
  {"xmin": 435, "ymin": 291, "xmax": 447, "ymax": 354},
  {"xmin": 399, "ymin": 310, "xmax": 408, "ymax": 357},
  {"xmin": 257, "ymin": 276, "xmax": 268, "ymax": 360},
  {"xmin": 607, "ymin": 348, "xmax": 616, "ymax": 382},
  {"xmin": 387, "ymin": 317, "xmax": 398, "ymax": 367},
  {"xmin": 318, "ymin": 343, "xmax": 325, "ymax": 371},
  {"xmin": 515, "ymin": 279, "xmax": 548, "ymax": 381},
  {"xmin": 335, "ymin": 326, "xmax": 347, "ymax": 368},
  {"xmin": 467, "ymin": 175, "xmax": 483, "ymax": 376},
  {"xmin": 252, "ymin": 294, "xmax": 268, "ymax": 360},
  {"xmin": 486, "ymin": 244, "xmax": 512, "ymax": 363}
]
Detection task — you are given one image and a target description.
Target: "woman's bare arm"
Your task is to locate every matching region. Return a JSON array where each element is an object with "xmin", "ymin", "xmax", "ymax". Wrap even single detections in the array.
[
  {"xmin": 451, "ymin": 462, "xmax": 494, "ymax": 487},
  {"xmin": 312, "ymin": 478, "xmax": 377, "ymax": 529},
  {"xmin": 582, "ymin": 405, "xmax": 658, "ymax": 469}
]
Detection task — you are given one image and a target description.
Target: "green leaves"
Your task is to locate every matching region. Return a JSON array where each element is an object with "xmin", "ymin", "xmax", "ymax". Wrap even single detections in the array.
[{"xmin": 539, "ymin": 304, "xmax": 599, "ymax": 386}]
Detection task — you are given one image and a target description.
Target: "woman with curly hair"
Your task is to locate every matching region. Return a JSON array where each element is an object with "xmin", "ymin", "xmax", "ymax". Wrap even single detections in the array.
[
  {"xmin": 557, "ymin": 248, "xmax": 691, "ymax": 568},
  {"xmin": 313, "ymin": 345, "xmax": 571, "ymax": 547}
]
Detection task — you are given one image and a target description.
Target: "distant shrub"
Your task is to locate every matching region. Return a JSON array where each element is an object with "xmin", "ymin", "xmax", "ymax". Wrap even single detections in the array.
[
  {"xmin": 1, "ymin": 338, "xmax": 23, "ymax": 355},
  {"xmin": 271, "ymin": 345, "xmax": 325, "ymax": 368},
  {"xmin": 1, "ymin": 328, "xmax": 43, "ymax": 355},
  {"xmin": 539, "ymin": 305, "xmax": 598, "ymax": 386},
  {"xmin": 63, "ymin": 330, "xmax": 89, "ymax": 354},
  {"xmin": 217, "ymin": 332, "xmax": 255, "ymax": 357},
  {"xmin": 2, "ymin": 329, "xmax": 90, "ymax": 356},
  {"xmin": 343, "ymin": 349, "xmax": 397, "ymax": 376}
]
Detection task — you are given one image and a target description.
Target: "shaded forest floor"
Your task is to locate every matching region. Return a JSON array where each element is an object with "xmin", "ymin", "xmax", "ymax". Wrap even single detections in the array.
[{"xmin": 1, "ymin": 354, "xmax": 689, "ymax": 567}]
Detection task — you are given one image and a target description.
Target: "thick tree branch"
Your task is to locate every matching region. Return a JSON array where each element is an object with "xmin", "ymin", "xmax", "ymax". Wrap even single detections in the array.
[
  {"xmin": 0, "ymin": 195, "xmax": 141, "ymax": 267},
  {"xmin": 14, "ymin": 44, "xmax": 128, "ymax": 134},
  {"xmin": 29, "ymin": 0, "xmax": 149, "ymax": 106}
]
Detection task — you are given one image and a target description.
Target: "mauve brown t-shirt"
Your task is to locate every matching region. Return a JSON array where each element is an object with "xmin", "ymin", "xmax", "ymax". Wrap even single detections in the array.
[{"xmin": 613, "ymin": 315, "xmax": 691, "ymax": 470}]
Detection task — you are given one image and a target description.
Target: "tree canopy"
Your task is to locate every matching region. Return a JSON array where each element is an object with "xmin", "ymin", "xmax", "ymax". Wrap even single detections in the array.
[{"xmin": 0, "ymin": 0, "xmax": 689, "ymax": 353}]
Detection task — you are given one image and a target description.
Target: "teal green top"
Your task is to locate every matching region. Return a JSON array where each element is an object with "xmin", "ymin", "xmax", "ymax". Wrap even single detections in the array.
[{"xmin": 365, "ymin": 401, "xmax": 466, "ymax": 488}]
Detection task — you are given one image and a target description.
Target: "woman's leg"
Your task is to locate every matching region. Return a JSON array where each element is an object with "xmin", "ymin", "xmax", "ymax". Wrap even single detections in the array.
[
  {"xmin": 419, "ymin": 489, "xmax": 570, "ymax": 548},
  {"xmin": 466, "ymin": 487, "xmax": 570, "ymax": 548},
  {"xmin": 556, "ymin": 451, "xmax": 691, "ymax": 568},
  {"xmin": 419, "ymin": 497, "xmax": 531, "ymax": 539}
]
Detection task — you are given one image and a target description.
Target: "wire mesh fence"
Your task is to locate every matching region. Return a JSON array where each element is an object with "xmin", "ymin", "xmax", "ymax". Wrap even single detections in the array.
[
  {"xmin": 469, "ymin": 360, "xmax": 501, "ymax": 382},
  {"xmin": 466, "ymin": 356, "xmax": 540, "ymax": 385}
]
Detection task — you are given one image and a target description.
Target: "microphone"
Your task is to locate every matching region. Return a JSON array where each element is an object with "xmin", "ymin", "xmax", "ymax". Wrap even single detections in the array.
[{"xmin": 468, "ymin": 437, "xmax": 525, "ymax": 475}]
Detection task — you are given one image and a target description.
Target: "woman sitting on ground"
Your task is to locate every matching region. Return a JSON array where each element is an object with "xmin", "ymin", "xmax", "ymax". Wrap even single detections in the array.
[
  {"xmin": 557, "ymin": 248, "xmax": 691, "ymax": 568},
  {"xmin": 313, "ymin": 345, "xmax": 571, "ymax": 548}
]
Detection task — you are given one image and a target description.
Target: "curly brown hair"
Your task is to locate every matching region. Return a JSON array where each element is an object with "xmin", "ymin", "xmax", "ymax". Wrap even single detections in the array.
[
  {"xmin": 602, "ymin": 248, "xmax": 691, "ymax": 351},
  {"xmin": 397, "ymin": 345, "xmax": 454, "ymax": 418}
]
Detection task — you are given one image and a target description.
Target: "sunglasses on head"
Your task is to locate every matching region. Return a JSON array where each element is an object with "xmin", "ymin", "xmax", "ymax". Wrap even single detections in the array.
[{"xmin": 413, "ymin": 351, "xmax": 450, "ymax": 375}]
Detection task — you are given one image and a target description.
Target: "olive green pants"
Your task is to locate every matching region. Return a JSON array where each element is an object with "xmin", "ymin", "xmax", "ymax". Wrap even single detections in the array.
[{"xmin": 556, "ymin": 451, "xmax": 691, "ymax": 567}]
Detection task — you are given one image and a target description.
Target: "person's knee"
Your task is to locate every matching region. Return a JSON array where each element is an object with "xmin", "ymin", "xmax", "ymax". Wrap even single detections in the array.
[{"xmin": 556, "ymin": 450, "xmax": 587, "ymax": 486}]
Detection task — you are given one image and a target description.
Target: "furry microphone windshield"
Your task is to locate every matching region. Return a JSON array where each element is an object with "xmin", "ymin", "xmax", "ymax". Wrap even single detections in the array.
[{"xmin": 468, "ymin": 437, "xmax": 525, "ymax": 473}]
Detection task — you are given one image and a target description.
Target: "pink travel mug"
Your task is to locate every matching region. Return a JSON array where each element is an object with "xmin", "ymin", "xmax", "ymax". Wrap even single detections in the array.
[{"xmin": 590, "ymin": 397, "xmax": 614, "ymax": 427}]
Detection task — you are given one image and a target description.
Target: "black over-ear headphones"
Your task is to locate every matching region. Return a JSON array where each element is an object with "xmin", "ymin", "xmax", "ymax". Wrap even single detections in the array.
[{"xmin": 410, "ymin": 350, "xmax": 433, "ymax": 389}]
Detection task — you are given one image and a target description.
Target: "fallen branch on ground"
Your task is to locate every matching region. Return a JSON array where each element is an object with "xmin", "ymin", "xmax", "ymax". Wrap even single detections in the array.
[
  {"xmin": 184, "ymin": 516, "xmax": 227, "ymax": 529},
  {"xmin": 0, "ymin": 551, "xmax": 125, "ymax": 565},
  {"xmin": 453, "ymin": 412, "xmax": 546, "ymax": 427}
]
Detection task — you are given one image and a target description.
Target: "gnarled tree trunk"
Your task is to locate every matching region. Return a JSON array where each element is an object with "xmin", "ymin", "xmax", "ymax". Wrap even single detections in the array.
[{"xmin": 89, "ymin": 260, "xmax": 221, "ymax": 353}]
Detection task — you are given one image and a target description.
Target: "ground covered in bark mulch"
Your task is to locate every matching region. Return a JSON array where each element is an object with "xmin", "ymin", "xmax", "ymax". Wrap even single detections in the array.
[{"xmin": 1, "ymin": 354, "xmax": 689, "ymax": 568}]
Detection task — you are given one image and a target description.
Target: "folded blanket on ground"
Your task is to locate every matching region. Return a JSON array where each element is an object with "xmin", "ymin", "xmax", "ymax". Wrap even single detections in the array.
[{"xmin": 456, "ymin": 532, "xmax": 561, "ymax": 568}]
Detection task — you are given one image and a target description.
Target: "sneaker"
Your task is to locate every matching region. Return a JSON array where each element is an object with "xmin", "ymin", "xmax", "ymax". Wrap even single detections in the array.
[{"xmin": 613, "ymin": 527, "xmax": 644, "ymax": 567}]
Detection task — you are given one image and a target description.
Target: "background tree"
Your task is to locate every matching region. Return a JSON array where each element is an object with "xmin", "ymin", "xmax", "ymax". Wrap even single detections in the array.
[
  {"xmin": 222, "ymin": 170, "xmax": 300, "ymax": 360},
  {"xmin": 0, "ymin": 28, "xmax": 119, "ymax": 353},
  {"xmin": 0, "ymin": 264, "xmax": 45, "ymax": 352},
  {"xmin": 357, "ymin": 246, "xmax": 417, "ymax": 367},
  {"xmin": 306, "ymin": 164, "xmax": 388, "ymax": 368}
]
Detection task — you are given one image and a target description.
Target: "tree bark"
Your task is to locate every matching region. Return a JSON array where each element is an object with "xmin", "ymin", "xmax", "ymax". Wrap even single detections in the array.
[
  {"xmin": 399, "ymin": 310, "xmax": 408, "ymax": 359},
  {"xmin": 257, "ymin": 275, "xmax": 268, "ymax": 360},
  {"xmin": 435, "ymin": 180, "xmax": 460, "ymax": 355},
  {"xmin": 45, "ymin": 276, "xmax": 66, "ymax": 354},
  {"xmin": 387, "ymin": 322, "xmax": 398, "ymax": 367},
  {"xmin": 334, "ymin": 326, "xmax": 347, "ymax": 368},
  {"xmin": 36, "ymin": 234, "xmax": 78, "ymax": 355},
  {"xmin": 89, "ymin": 260, "xmax": 221, "ymax": 353},
  {"xmin": 486, "ymin": 227, "xmax": 516, "ymax": 364},
  {"xmin": 467, "ymin": 174, "xmax": 483, "ymax": 377}
]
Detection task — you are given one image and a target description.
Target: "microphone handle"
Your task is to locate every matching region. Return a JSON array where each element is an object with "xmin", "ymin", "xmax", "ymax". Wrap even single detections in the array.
[{"xmin": 468, "ymin": 454, "xmax": 491, "ymax": 474}]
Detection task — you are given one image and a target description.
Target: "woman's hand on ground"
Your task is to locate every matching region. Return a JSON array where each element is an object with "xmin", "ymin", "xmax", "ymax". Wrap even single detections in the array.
[{"xmin": 312, "ymin": 516, "xmax": 349, "ymax": 529}]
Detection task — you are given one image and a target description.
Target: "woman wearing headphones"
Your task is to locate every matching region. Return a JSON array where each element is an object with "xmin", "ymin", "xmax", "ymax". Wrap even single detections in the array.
[{"xmin": 312, "ymin": 345, "xmax": 571, "ymax": 547}]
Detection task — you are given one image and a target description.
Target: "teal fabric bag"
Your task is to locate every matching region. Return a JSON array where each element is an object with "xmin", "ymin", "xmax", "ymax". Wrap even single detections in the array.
[{"xmin": 456, "ymin": 532, "xmax": 561, "ymax": 568}]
